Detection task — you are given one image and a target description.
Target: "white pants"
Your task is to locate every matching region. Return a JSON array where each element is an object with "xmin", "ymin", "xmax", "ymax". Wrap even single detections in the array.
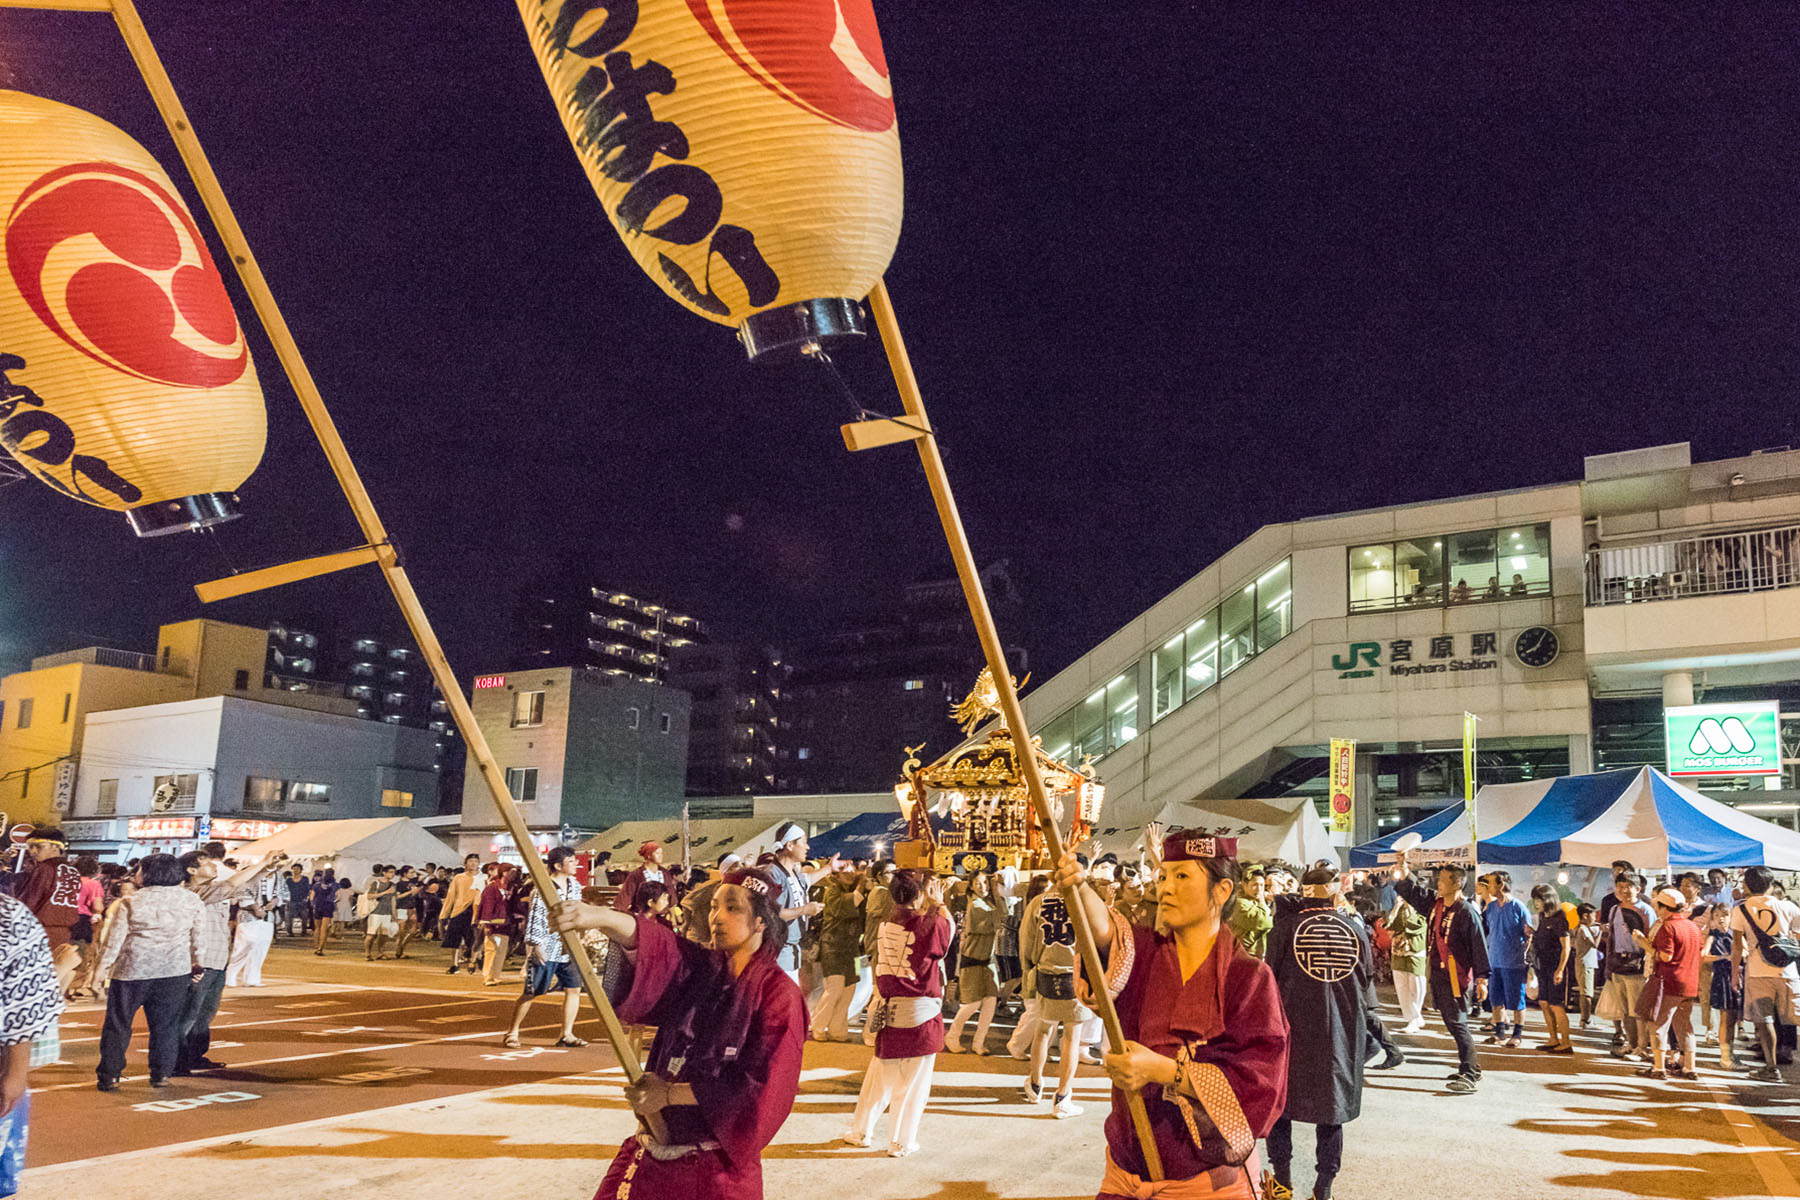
[
  {"xmin": 847, "ymin": 962, "xmax": 875, "ymax": 1024},
  {"xmin": 848, "ymin": 1053, "xmax": 935, "ymax": 1150},
  {"xmin": 1395, "ymin": 970, "xmax": 1427, "ymax": 1025},
  {"xmin": 1007, "ymin": 998, "xmax": 1043, "ymax": 1057},
  {"xmin": 947, "ymin": 996, "xmax": 995, "ymax": 1051},
  {"xmin": 813, "ymin": 974, "xmax": 855, "ymax": 1040},
  {"xmin": 1078, "ymin": 1012, "xmax": 1102, "ymax": 1052},
  {"xmin": 225, "ymin": 920, "xmax": 273, "ymax": 986}
]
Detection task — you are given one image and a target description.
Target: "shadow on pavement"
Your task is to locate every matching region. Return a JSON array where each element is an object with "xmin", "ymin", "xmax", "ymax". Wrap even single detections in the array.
[{"xmin": 190, "ymin": 1129, "xmax": 617, "ymax": 1161}]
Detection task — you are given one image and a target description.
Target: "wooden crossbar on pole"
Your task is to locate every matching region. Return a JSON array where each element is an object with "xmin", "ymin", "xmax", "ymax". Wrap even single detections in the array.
[
  {"xmin": 867, "ymin": 281, "xmax": 1164, "ymax": 1179},
  {"xmin": 93, "ymin": 0, "xmax": 642, "ymax": 1085}
]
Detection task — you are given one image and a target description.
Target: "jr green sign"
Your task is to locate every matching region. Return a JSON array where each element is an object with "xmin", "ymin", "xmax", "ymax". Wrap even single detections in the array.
[{"xmin": 1664, "ymin": 702, "xmax": 1783, "ymax": 777}]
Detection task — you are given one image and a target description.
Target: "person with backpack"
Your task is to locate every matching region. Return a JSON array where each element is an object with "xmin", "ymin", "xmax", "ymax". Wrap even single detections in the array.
[{"xmin": 1729, "ymin": 865, "xmax": 1800, "ymax": 1083}]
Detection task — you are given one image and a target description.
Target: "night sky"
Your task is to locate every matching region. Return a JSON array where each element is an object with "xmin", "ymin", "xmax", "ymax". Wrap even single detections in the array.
[{"xmin": 0, "ymin": 4, "xmax": 1796, "ymax": 687}]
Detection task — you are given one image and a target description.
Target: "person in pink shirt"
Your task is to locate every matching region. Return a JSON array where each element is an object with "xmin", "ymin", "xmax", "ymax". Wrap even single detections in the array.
[
  {"xmin": 67, "ymin": 857, "xmax": 106, "ymax": 999},
  {"xmin": 842, "ymin": 869, "xmax": 953, "ymax": 1157}
]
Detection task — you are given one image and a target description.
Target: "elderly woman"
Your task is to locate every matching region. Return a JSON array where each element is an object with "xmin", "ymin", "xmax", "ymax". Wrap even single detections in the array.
[
  {"xmin": 92, "ymin": 854, "xmax": 205, "ymax": 1091},
  {"xmin": 946, "ymin": 870, "xmax": 1002, "ymax": 1054},
  {"xmin": 1056, "ymin": 831, "xmax": 1290, "ymax": 1199},
  {"xmin": 549, "ymin": 866, "xmax": 803, "ymax": 1200}
]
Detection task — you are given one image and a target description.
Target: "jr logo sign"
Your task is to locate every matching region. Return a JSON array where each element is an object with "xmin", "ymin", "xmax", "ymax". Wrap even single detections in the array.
[{"xmin": 1332, "ymin": 643, "xmax": 1381, "ymax": 679}]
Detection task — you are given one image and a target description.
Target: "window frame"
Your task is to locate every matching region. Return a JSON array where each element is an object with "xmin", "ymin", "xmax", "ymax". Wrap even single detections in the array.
[
  {"xmin": 1349, "ymin": 524, "xmax": 1552, "ymax": 614},
  {"xmin": 510, "ymin": 689, "xmax": 545, "ymax": 729},
  {"xmin": 505, "ymin": 766, "xmax": 538, "ymax": 802}
]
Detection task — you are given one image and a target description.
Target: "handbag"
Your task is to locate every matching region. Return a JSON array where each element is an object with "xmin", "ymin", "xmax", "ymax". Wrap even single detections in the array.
[{"xmin": 1739, "ymin": 902, "xmax": 1800, "ymax": 969}]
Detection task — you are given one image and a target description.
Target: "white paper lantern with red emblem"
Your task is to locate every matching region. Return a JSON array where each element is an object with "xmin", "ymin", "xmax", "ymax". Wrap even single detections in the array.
[
  {"xmin": 517, "ymin": 0, "xmax": 903, "ymax": 359},
  {"xmin": 0, "ymin": 90, "xmax": 266, "ymax": 535}
]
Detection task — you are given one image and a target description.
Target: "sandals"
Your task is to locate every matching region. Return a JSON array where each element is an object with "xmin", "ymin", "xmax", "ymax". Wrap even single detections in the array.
[
  {"xmin": 502, "ymin": 1033, "xmax": 521, "ymax": 1048},
  {"xmin": 555, "ymin": 1036, "xmax": 588, "ymax": 1048}
]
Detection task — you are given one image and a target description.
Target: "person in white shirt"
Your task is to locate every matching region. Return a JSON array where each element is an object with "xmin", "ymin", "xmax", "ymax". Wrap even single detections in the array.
[
  {"xmin": 224, "ymin": 887, "xmax": 276, "ymax": 987},
  {"xmin": 1729, "ymin": 865, "xmax": 1800, "ymax": 1083},
  {"xmin": 502, "ymin": 848, "xmax": 587, "ymax": 1048}
]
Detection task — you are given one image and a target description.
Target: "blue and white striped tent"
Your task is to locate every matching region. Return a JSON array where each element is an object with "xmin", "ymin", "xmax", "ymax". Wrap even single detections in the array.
[{"xmin": 1353, "ymin": 767, "xmax": 1800, "ymax": 870}]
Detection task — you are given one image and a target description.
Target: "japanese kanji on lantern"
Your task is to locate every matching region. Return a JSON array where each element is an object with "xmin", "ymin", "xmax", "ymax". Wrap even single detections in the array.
[
  {"xmin": 0, "ymin": 90, "xmax": 266, "ymax": 536},
  {"xmin": 516, "ymin": 0, "xmax": 903, "ymax": 360}
]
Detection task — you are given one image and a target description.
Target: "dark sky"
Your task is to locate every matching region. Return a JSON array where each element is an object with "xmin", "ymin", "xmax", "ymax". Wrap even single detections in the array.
[{"xmin": 1, "ymin": 3, "xmax": 1797, "ymax": 684}]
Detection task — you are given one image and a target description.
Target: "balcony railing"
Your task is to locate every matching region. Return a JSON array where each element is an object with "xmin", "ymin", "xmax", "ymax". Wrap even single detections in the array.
[
  {"xmin": 1587, "ymin": 523, "xmax": 1800, "ymax": 606},
  {"xmin": 31, "ymin": 646, "xmax": 156, "ymax": 672}
]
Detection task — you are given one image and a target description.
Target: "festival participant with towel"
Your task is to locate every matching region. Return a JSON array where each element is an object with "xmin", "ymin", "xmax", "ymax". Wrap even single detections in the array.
[
  {"xmin": 1390, "ymin": 849, "xmax": 1489, "ymax": 1092},
  {"xmin": 1056, "ymin": 831, "xmax": 1290, "ymax": 1199},
  {"xmin": 842, "ymin": 870, "xmax": 954, "ymax": 1157},
  {"xmin": 550, "ymin": 864, "xmax": 804, "ymax": 1200},
  {"xmin": 613, "ymin": 841, "xmax": 669, "ymax": 913},
  {"xmin": 1264, "ymin": 865, "xmax": 1370, "ymax": 1200}
]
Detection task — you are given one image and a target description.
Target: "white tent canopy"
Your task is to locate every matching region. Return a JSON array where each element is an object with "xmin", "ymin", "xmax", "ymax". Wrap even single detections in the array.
[
  {"xmin": 1087, "ymin": 794, "xmax": 1335, "ymax": 866},
  {"xmin": 575, "ymin": 817, "xmax": 787, "ymax": 868},
  {"xmin": 230, "ymin": 817, "xmax": 455, "ymax": 884}
]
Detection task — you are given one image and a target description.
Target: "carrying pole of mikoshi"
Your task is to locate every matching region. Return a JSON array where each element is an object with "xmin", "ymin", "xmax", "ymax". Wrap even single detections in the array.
[
  {"xmin": 866, "ymin": 280, "xmax": 1164, "ymax": 1179},
  {"xmin": 101, "ymin": 0, "xmax": 641, "ymax": 1084}
]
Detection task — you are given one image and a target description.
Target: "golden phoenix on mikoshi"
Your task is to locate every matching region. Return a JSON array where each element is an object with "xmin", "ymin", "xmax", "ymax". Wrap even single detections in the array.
[
  {"xmin": 515, "ymin": 0, "xmax": 902, "ymax": 344},
  {"xmin": 0, "ymin": 91, "xmax": 265, "ymax": 533},
  {"xmin": 894, "ymin": 670, "xmax": 1105, "ymax": 873}
]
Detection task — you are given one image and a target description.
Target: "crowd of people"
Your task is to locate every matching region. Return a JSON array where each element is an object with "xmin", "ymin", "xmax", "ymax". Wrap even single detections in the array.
[{"xmin": 4, "ymin": 821, "xmax": 1798, "ymax": 1200}]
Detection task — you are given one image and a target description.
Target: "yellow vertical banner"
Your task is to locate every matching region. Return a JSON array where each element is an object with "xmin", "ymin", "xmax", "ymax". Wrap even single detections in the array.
[
  {"xmin": 1463, "ymin": 711, "xmax": 1480, "ymax": 849},
  {"xmin": 1329, "ymin": 738, "xmax": 1356, "ymax": 835}
]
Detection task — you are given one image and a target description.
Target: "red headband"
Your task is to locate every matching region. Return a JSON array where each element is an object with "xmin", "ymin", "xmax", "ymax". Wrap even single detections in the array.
[{"xmin": 1161, "ymin": 831, "xmax": 1239, "ymax": 863}]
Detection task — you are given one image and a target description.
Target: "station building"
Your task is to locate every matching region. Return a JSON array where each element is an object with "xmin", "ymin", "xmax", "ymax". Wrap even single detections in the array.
[{"xmin": 1020, "ymin": 442, "xmax": 1800, "ymax": 846}]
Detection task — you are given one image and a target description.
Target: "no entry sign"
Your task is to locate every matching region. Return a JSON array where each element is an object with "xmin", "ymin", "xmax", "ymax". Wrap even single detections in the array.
[{"xmin": 9, "ymin": 823, "xmax": 33, "ymax": 845}]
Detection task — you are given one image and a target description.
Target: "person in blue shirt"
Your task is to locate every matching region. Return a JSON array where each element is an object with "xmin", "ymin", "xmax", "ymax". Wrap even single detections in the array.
[{"xmin": 1480, "ymin": 871, "xmax": 1533, "ymax": 1047}]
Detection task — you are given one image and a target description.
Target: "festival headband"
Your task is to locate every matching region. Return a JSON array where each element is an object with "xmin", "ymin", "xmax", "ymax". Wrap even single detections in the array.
[
  {"xmin": 774, "ymin": 822, "xmax": 806, "ymax": 846},
  {"xmin": 723, "ymin": 866, "xmax": 779, "ymax": 898},
  {"xmin": 1161, "ymin": 831, "xmax": 1239, "ymax": 863}
]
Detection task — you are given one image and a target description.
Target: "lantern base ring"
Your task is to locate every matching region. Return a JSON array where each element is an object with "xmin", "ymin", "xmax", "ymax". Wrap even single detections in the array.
[
  {"xmin": 737, "ymin": 298, "xmax": 866, "ymax": 362},
  {"xmin": 126, "ymin": 492, "xmax": 243, "ymax": 538}
]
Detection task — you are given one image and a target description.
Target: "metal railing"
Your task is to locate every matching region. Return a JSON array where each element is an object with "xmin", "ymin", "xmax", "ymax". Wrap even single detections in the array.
[
  {"xmin": 30, "ymin": 646, "xmax": 156, "ymax": 672},
  {"xmin": 1587, "ymin": 523, "xmax": 1800, "ymax": 606}
]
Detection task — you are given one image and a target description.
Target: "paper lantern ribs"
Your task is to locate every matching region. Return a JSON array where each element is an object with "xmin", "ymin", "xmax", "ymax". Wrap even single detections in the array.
[
  {"xmin": 0, "ymin": 90, "xmax": 266, "ymax": 536},
  {"xmin": 516, "ymin": 0, "xmax": 903, "ymax": 360}
]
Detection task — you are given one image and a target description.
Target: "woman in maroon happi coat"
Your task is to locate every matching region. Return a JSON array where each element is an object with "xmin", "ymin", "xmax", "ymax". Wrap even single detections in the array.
[
  {"xmin": 1056, "ymin": 831, "xmax": 1290, "ymax": 1200},
  {"xmin": 551, "ymin": 865, "xmax": 805, "ymax": 1200}
]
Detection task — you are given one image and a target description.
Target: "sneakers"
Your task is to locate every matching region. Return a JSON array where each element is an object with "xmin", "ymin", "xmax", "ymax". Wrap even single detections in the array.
[
  {"xmin": 1021, "ymin": 1079, "xmax": 1043, "ymax": 1104},
  {"xmin": 1749, "ymin": 1066, "xmax": 1782, "ymax": 1083},
  {"xmin": 1445, "ymin": 1072, "xmax": 1478, "ymax": 1094},
  {"xmin": 1053, "ymin": 1093, "xmax": 1083, "ymax": 1119},
  {"xmin": 1373, "ymin": 1048, "xmax": 1406, "ymax": 1070},
  {"xmin": 1401, "ymin": 1020, "xmax": 1428, "ymax": 1034},
  {"xmin": 1264, "ymin": 1175, "xmax": 1294, "ymax": 1200},
  {"xmin": 1079, "ymin": 1046, "xmax": 1104, "ymax": 1065}
]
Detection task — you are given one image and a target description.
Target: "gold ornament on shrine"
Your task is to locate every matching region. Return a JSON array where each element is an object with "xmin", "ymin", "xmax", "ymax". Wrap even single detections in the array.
[{"xmin": 892, "ymin": 670, "xmax": 1104, "ymax": 872}]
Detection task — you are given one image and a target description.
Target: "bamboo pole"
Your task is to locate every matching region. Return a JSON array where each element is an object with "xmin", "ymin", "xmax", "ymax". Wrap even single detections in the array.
[
  {"xmin": 867, "ymin": 281, "xmax": 1164, "ymax": 1179},
  {"xmin": 101, "ymin": 0, "xmax": 641, "ymax": 1083}
]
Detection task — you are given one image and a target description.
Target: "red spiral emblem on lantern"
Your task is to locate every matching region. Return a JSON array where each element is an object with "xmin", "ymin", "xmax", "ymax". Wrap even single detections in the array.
[
  {"xmin": 684, "ymin": 0, "xmax": 894, "ymax": 133},
  {"xmin": 5, "ymin": 163, "xmax": 248, "ymax": 389}
]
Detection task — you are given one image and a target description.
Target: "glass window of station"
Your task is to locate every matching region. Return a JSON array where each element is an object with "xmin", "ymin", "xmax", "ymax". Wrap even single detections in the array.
[
  {"xmin": 1037, "ymin": 557, "xmax": 1295, "ymax": 763},
  {"xmin": 1350, "ymin": 523, "xmax": 1549, "ymax": 612}
]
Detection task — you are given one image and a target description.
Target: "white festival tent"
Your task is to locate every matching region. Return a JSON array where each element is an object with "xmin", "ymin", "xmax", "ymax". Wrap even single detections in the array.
[
  {"xmin": 229, "ymin": 817, "xmax": 455, "ymax": 884},
  {"xmin": 575, "ymin": 817, "xmax": 787, "ymax": 867},
  {"xmin": 1088, "ymin": 794, "xmax": 1335, "ymax": 866}
]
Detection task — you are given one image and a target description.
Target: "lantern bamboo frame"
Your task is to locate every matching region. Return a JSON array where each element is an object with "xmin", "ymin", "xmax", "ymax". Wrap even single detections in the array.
[
  {"xmin": 0, "ymin": 0, "xmax": 643, "ymax": 1084},
  {"xmin": 865, "ymin": 282, "xmax": 1164, "ymax": 1178}
]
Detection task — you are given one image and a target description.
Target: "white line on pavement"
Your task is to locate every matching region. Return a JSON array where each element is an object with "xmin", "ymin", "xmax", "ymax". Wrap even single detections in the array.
[
  {"xmin": 58, "ymin": 996, "xmax": 507, "ymax": 1045},
  {"xmin": 30, "ymin": 1054, "xmax": 619, "ymax": 1173}
]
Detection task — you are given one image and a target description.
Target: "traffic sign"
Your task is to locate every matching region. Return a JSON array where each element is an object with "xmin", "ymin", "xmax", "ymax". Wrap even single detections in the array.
[{"xmin": 9, "ymin": 822, "xmax": 34, "ymax": 845}]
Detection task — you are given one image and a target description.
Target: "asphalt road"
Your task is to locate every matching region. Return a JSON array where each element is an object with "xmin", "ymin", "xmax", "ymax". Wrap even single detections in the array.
[{"xmin": 23, "ymin": 939, "xmax": 1800, "ymax": 1200}]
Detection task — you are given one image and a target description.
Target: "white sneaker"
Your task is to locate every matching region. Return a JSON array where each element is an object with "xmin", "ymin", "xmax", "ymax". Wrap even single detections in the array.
[
  {"xmin": 1053, "ymin": 1094, "xmax": 1084, "ymax": 1119},
  {"xmin": 838, "ymin": 1129, "xmax": 872, "ymax": 1147},
  {"xmin": 1402, "ymin": 1021, "xmax": 1427, "ymax": 1034},
  {"xmin": 1080, "ymin": 1046, "xmax": 1104, "ymax": 1065},
  {"xmin": 1021, "ymin": 1079, "xmax": 1043, "ymax": 1104},
  {"xmin": 888, "ymin": 1142, "xmax": 919, "ymax": 1158}
]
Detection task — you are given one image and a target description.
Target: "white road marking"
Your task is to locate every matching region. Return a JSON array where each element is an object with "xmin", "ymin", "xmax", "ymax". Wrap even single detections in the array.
[
  {"xmin": 59, "ymin": 997, "xmax": 503, "ymax": 1044},
  {"xmin": 33, "ymin": 1062, "xmax": 618, "ymax": 1173}
]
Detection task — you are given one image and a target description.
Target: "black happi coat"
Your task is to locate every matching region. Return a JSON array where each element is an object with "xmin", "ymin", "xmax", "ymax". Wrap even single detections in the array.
[{"xmin": 1267, "ymin": 895, "xmax": 1371, "ymax": 1126}]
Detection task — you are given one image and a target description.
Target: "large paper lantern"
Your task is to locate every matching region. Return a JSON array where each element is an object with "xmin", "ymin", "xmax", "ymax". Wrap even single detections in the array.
[
  {"xmin": 0, "ymin": 90, "xmax": 265, "ymax": 536},
  {"xmin": 517, "ymin": 0, "xmax": 903, "ymax": 359}
]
